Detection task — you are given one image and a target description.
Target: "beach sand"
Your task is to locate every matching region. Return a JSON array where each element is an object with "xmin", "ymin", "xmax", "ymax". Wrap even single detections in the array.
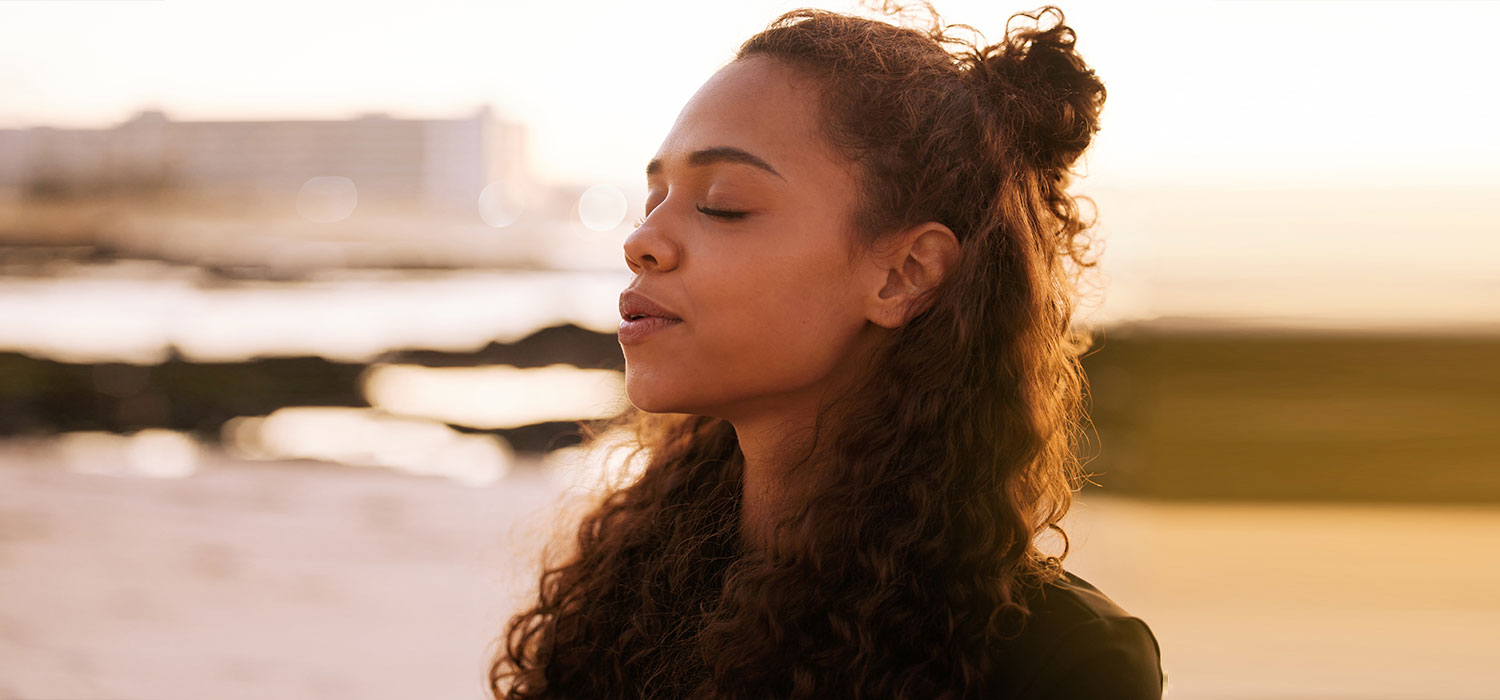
[{"xmin": 1, "ymin": 441, "xmax": 1496, "ymax": 699}]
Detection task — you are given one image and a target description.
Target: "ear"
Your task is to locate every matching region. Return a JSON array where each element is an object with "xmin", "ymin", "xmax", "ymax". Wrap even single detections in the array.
[{"xmin": 863, "ymin": 222, "xmax": 960, "ymax": 329}]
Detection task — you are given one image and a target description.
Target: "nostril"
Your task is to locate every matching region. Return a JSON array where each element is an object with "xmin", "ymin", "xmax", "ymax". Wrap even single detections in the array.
[{"xmin": 624, "ymin": 250, "xmax": 651, "ymax": 272}]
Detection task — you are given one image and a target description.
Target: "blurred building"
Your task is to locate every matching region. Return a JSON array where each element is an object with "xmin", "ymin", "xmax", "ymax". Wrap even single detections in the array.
[{"xmin": 0, "ymin": 105, "xmax": 529, "ymax": 214}]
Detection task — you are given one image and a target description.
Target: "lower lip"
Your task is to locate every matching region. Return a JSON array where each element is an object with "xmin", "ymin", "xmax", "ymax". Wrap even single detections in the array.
[{"xmin": 618, "ymin": 316, "xmax": 683, "ymax": 344}]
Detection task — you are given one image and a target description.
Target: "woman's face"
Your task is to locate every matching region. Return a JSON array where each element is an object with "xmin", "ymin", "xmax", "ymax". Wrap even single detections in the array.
[{"xmin": 620, "ymin": 55, "xmax": 884, "ymax": 423}]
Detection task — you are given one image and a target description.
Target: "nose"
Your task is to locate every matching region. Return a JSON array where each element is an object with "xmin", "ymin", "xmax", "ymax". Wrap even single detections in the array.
[{"xmin": 623, "ymin": 212, "xmax": 680, "ymax": 274}]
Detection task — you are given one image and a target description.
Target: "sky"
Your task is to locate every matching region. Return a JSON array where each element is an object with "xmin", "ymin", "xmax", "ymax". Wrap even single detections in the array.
[
  {"xmin": 2, "ymin": 0, "xmax": 1497, "ymax": 188},
  {"xmin": 1, "ymin": 0, "xmax": 1497, "ymax": 327}
]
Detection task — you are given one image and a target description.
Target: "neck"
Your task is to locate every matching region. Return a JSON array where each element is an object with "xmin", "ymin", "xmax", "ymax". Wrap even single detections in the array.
[
  {"xmin": 728, "ymin": 323, "xmax": 889, "ymax": 552},
  {"xmin": 732, "ymin": 412, "xmax": 818, "ymax": 552}
]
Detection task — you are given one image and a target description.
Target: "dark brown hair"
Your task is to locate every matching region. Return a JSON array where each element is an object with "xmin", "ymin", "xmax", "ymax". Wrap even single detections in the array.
[{"xmin": 489, "ymin": 4, "xmax": 1106, "ymax": 698}]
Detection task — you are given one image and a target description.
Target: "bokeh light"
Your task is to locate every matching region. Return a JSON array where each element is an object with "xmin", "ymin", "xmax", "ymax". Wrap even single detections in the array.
[
  {"xmin": 57, "ymin": 429, "xmax": 200, "ymax": 479},
  {"xmin": 295, "ymin": 176, "xmax": 358, "ymax": 223},
  {"xmin": 478, "ymin": 180, "xmax": 524, "ymax": 228},
  {"xmin": 224, "ymin": 406, "xmax": 513, "ymax": 486},
  {"xmin": 361, "ymin": 363, "xmax": 628, "ymax": 430},
  {"xmin": 577, "ymin": 183, "xmax": 628, "ymax": 231}
]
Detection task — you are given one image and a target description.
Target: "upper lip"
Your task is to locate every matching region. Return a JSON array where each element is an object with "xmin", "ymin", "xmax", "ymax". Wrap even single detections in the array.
[{"xmin": 619, "ymin": 289, "xmax": 682, "ymax": 322}]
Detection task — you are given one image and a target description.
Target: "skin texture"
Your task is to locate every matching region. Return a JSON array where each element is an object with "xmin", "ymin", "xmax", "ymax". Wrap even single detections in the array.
[{"xmin": 622, "ymin": 55, "xmax": 958, "ymax": 546}]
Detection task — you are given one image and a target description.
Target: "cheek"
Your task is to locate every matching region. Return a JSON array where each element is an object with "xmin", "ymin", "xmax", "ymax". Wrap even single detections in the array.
[
  {"xmin": 693, "ymin": 257, "xmax": 860, "ymax": 382},
  {"xmin": 622, "ymin": 216, "xmax": 867, "ymax": 415}
]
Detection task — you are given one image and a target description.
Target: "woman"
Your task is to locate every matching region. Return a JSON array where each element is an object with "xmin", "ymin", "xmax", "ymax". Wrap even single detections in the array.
[{"xmin": 490, "ymin": 4, "xmax": 1163, "ymax": 698}]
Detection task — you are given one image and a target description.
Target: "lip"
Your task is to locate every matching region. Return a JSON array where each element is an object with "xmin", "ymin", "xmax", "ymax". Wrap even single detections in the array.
[
  {"xmin": 618, "ymin": 315, "xmax": 683, "ymax": 345},
  {"xmin": 617, "ymin": 289, "xmax": 683, "ymax": 346},
  {"xmin": 619, "ymin": 289, "xmax": 682, "ymax": 323}
]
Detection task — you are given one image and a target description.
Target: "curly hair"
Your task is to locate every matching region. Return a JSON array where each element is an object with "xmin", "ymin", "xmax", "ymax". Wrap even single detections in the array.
[{"xmin": 488, "ymin": 4, "xmax": 1107, "ymax": 698}]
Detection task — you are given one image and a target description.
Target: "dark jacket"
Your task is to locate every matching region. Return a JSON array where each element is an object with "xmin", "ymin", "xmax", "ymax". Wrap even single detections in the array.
[{"xmin": 988, "ymin": 570, "xmax": 1165, "ymax": 699}]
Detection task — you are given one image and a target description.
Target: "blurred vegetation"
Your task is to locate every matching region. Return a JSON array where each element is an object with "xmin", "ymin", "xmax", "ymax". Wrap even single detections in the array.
[
  {"xmin": 1080, "ymin": 325, "xmax": 1500, "ymax": 503},
  {"xmin": 2, "ymin": 322, "xmax": 1494, "ymax": 503},
  {"xmin": 0, "ymin": 324, "xmax": 618, "ymax": 454},
  {"xmin": 21, "ymin": 169, "xmax": 176, "ymax": 202}
]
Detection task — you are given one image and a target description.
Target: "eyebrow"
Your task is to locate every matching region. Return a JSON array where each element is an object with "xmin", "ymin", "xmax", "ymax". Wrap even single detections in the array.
[{"xmin": 645, "ymin": 146, "xmax": 785, "ymax": 181}]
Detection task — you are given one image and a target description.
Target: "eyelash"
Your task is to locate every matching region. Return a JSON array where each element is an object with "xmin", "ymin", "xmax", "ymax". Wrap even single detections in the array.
[
  {"xmin": 697, "ymin": 205, "xmax": 747, "ymax": 220},
  {"xmin": 632, "ymin": 205, "xmax": 748, "ymax": 229}
]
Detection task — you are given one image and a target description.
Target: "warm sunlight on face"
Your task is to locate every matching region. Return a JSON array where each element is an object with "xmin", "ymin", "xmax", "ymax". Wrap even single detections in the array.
[{"xmin": 618, "ymin": 56, "xmax": 881, "ymax": 423}]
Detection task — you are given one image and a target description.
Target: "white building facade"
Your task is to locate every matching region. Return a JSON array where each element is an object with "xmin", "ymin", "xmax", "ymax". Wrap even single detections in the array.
[{"xmin": 0, "ymin": 106, "xmax": 529, "ymax": 215}]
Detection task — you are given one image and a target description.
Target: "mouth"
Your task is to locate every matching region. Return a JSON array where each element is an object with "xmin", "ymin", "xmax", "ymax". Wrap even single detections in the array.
[
  {"xmin": 621, "ymin": 314, "xmax": 683, "ymax": 325},
  {"xmin": 618, "ymin": 289, "xmax": 683, "ymax": 324},
  {"xmin": 618, "ymin": 314, "xmax": 683, "ymax": 344}
]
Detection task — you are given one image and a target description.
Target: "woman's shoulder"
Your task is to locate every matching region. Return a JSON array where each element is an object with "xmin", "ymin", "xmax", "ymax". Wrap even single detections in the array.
[{"xmin": 987, "ymin": 568, "xmax": 1166, "ymax": 700}]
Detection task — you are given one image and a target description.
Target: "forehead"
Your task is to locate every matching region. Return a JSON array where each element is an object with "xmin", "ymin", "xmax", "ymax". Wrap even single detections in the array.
[{"xmin": 651, "ymin": 56, "xmax": 846, "ymax": 184}]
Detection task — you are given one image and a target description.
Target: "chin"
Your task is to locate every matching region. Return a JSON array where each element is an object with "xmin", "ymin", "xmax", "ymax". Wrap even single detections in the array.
[
  {"xmin": 625, "ymin": 380, "xmax": 725, "ymax": 418},
  {"xmin": 623, "ymin": 380, "xmax": 684, "ymax": 414}
]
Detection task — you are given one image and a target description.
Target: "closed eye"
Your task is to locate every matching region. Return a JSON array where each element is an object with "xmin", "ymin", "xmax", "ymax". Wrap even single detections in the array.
[{"xmin": 697, "ymin": 205, "xmax": 747, "ymax": 220}]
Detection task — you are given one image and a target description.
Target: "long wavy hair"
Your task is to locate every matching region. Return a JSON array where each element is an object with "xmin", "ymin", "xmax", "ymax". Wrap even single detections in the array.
[{"xmin": 489, "ymin": 4, "xmax": 1107, "ymax": 698}]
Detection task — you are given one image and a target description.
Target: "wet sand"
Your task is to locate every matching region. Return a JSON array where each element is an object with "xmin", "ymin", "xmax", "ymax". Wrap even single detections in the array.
[{"xmin": 1, "ymin": 442, "xmax": 1496, "ymax": 699}]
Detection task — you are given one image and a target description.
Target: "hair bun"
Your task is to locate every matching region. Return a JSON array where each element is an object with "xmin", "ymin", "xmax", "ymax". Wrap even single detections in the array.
[{"xmin": 962, "ymin": 5, "xmax": 1106, "ymax": 173}]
